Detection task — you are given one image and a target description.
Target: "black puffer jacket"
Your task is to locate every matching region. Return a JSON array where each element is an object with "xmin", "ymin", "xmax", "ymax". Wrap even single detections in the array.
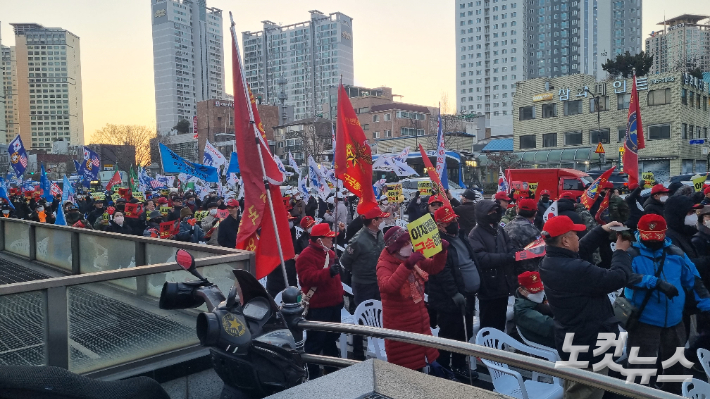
[
  {"xmin": 453, "ymin": 202, "xmax": 476, "ymax": 236},
  {"xmin": 534, "ymin": 199, "xmax": 552, "ymax": 230},
  {"xmin": 539, "ymin": 236, "xmax": 632, "ymax": 363},
  {"xmin": 428, "ymin": 231, "xmax": 470, "ymax": 313},
  {"xmin": 643, "ymin": 196, "xmax": 665, "ymax": 216},
  {"xmin": 467, "ymin": 200, "xmax": 516, "ymax": 300},
  {"xmin": 557, "ymin": 198, "xmax": 584, "ymax": 226},
  {"xmin": 623, "ymin": 187, "xmax": 644, "ymax": 231},
  {"xmin": 666, "ymin": 195, "xmax": 710, "ymax": 290}
]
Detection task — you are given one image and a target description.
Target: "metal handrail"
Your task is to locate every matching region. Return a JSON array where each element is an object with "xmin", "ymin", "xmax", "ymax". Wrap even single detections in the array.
[
  {"xmin": 298, "ymin": 321, "xmax": 681, "ymax": 399},
  {"xmin": 0, "ymin": 253, "xmax": 245, "ymax": 295}
]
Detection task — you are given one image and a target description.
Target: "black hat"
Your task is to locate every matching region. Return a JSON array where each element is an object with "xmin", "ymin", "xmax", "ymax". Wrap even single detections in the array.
[
  {"xmin": 462, "ymin": 189, "xmax": 478, "ymax": 200},
  {"xmin": 147, "ymin": 210, "xmax": 162, "ymax": 220}
]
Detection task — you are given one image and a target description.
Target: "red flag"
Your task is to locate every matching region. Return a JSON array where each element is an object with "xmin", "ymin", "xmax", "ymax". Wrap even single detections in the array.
[
  {"xmin": 623, "ymin": 74, "xmax": 644, "ymax": 187},
  {"xmin": 418, "ymin": 144, "xmax": 452, "ymax": 210},
  {"xmin": 594, "ymin": 191, "xmax": 612, "ymax": 225},
  {"xmin": 335, "ymin": 84, "xmax": 378, "ymax": 214},
  {"xmin": 230, "ymin": 23, "xmax": 293, "ymax": 279},
  {"xmin": 580, "ymin": 166, "xmax": 615, "ymax": 209},
  {"xmin": 124, "ymin": 203, "xmax": 143, "ymax": 219},
  {"xmin": 106, "ymin": 171, "xmax": 122, "ymax": 191}
]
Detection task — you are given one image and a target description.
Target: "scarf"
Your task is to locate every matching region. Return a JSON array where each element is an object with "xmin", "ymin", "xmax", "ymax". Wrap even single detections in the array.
[{"xmin": 399, "ymin": 264, "xmax": 429, "ymax": 304}]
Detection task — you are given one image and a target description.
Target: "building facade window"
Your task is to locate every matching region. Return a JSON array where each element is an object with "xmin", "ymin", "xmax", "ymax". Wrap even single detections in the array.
[
  {"xmin": 617, "ymin": 93, "xmax": 630, "ymax": 110},
  {"xmin": 682, "ymin": 123, "xmax": 688, "ymax": 139},
  {"xmin": 520, "ymin": 134, "xmax": 537, "ymax": 149},
  {"xmin": 384, "ymin": 113, "xmax": 391, "ymax": 121},
  {"xmin": 564, "ymin": 130, "xmax": 583, "ymax": 145},
  {"xmin": 618, "ymin": 127, "xmax": 626, "ymax": 142},
  {"xmin": 647, "ymin": 88, "xmax": 671, "ymax": 106},
  {"xmin": 519, "ymin": 106, "xmax": 535, "ymax": 120},
  {"xmin": 372, "ymin": 114, "xmax": 379, "ymax": 122},
  {"xmin": 590, "ymin": 128, "xmax": 610, "ymax": 144},
  {"xmin": 564, "ymin": 100, "xmax": 582, "ymax": 116},
  {"xmin": 649, "ymin": 124, "xmax": 671, "ymax": 140},
  {"xmin": 543, "ymin": 133, "xmax": 557, "ymax": 147},
  {"xmin": 542, "ymin": 103, "xmax": 557, "ymax": 117},
  {"xmin": 681, "ymin": 89, "xmax": 688, "ymax": 105},
  {"xmin": 589, "ymin": 96, "xmax": 609, "ymax": 112}
]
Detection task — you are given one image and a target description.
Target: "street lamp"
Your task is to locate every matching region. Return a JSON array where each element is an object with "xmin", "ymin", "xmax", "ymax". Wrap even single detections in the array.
[{"xmin": 585, "ymin": 87, "xmax": 604, "ymax": 170}]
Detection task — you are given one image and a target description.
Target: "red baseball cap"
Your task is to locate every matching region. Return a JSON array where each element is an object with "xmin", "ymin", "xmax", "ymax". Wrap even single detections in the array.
[
  {"xmin": 559, "ymin": 191, "xmax": 576, "ymax": 200},
  {"xmin": 540, "ymin": 189, "xmax": 551, "ymax": 196},
  {"xmin": 434, "ymin": 206, "xmax": 459, "ymax": 223},
  {"xmin": 310, "ymin": 223, "xmax": 337, "ymax": 238},
  {"xmin": 518, "ymin": 271, "xmax": 544, "ymax": 293},
  {"xmin": 650, "ymin": 184, "xmax": 670, "ymax": 195},
  {"xmin": 637, "ymin": 214, "xmax": 667, "ymax": 241},
  {"xmin": 226, "ymin": 199, "xmax": 239, "ymax": 208},
  {"xmin": 542, "ymin": 215, "xmax": 586, "ymax": 238},
  {"xmin": 156, "ymin": 197, "xmax": 169, "ymax": 205},
  {"xmin": 428, "ymin": 195, "xmax": 445, "ymax": 205},
  {"xmin": 494, "ymin": 191, "xmax": 510, "ymax": 201},
  {"xmin": 518, "ymin": 198, "xmax": 537, "ymax": 212},
  {"xmin": 300, "ymin": 216, "xmax": 316, "ymax": 230},
  {"xmin": 363, "ymin": 207, "xmax": 390, "ymax": 220},
  {"xmin": 703, "ymin": 186, "xmax": 710, "ymax": 195}
]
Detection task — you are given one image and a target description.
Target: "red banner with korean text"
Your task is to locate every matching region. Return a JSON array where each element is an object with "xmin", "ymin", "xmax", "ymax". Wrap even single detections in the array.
[
  {"xmin": 334, "ymin": 84, "xmax": 378, "ymax": 215},
  {"xmin": 124, "ymin": 203, "xmax": 143, "ymax": 219},
  {"xmin": 159, "ymin": 220, "xmax": 179, "ymax": 239}
]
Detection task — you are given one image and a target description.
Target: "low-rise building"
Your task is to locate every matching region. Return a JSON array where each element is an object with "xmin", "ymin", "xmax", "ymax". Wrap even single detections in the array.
[
  {"xmin": 513, "ymin": 72, "xmax": 710, "ymax": 181},
  {"xmin": 273, "ymin": 117, "xmax": 333, "ymax": 164}
]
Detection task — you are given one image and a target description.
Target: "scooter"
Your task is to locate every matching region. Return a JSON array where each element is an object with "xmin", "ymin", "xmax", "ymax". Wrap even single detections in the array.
[{"xmin": 158, "ymin": 249, "xmax": 307, "ymax": 399}]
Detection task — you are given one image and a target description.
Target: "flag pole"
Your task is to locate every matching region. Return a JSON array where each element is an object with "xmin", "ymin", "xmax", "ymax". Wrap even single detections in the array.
[{"xmin": 230, "ymin": 13, "xmax": 289, "ymax": 284}]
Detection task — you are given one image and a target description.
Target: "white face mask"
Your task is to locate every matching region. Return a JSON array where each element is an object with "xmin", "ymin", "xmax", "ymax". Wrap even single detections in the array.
[
  {"xmin": 378, "ymin": 221, "xmax": 385, "ymax": 230},
  {"xmin": 704, "ymin": 219, "xmax": 710, "ymax": 229},
  {"xmin": 685, "ymin": 213, "xmax": 698, "ymax": 227},
  {"xmin": 307, "ymin": 227, "xmax": 312, "ymax": 234},
  {"xmin": 382, "ymin": 200, "xmax": 389, "ymax": 205},
  {"xmin": 288, "ymin": 221, "xmax": 294, "ymax": 229},
  {"xmin": 209, "ymin": 208, "xmax": 218, "ymax": 216},
  {"xmin": 37, "ymin": 206, "xmax": 44, "ymax": 212},
  {"xmin": 114, "ymin": 216, "xmax": 124, "ymax": 225},
  {"xmin": 659, "ymin": 195, "xmax": 669, "ymax": 203},
  {"xmin": 527, "ymin": 290, "xmax": 546, "ymax": 304},
  {"xmin": 399, "ymin": 244, "xmax": 413, "ymax": 258}
]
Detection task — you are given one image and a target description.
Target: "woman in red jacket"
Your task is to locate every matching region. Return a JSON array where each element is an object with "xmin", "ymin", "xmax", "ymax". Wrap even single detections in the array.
[
  {"xmin": 295, "ymin": 223, "xmax": 344, "ymax": 379},
  {"xmin": 376, "ymin": 226, "xmax": 448, "ymax": 371}
]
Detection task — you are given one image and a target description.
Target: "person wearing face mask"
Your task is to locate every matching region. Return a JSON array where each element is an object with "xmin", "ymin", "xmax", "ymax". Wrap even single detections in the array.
[
  {"xmin": 426, "ymin": 194, "xmax": 445, "ymax": 217},
  {"xmin": 167, "ymin": 197, "xmax": 184, "ymax": 222},
  {"xmin": 467, "ymin": 199, "xmax": 517, "ymax": 331},
  {"xmin": 176, "ymin": 207, "xmax": 205, "ymax": 243},
  {"xmin": 323, "ymin": 194, "xmax": 347, "ymax": 229},
  {"xmin": 295, "ymin": 216, "xmax": 316, "ymax": 255},
  {"xmin": 200, "ymin": 202, "xmax": 220, "ymax": 245},
  {"xmin": 378, "ymin": 195, "xmax": 399, "ymax": 229},
  {"xmin": 625, "ymin": 213, "xmax": 710, "ymax": 394},
  {"xmin": 534, "ymin": 189, "xmax": 553, "ymax": 230},
  {"xmin": 340, "ymin": 207, "xmax": 389, "ymax": 307},
  {"xmin": 513, "ymin": 271, "xmax": 555, "ymax": 349},
  {"xmin": 376, "ymin": 226, "xmax": 449, "ymax": 371},
  {"xmin": 218, "ymin": 199, "xmax": 241, "ymax": 248},
  {"xmin": 106, "ymin": 211, "xmax": 132, "ymax": 235},
  {"xmin": 143, "ymin": 210, "xmax": 163, "ymax": 238},
  {"xmin": 290, "ymin": 192, "xmax": 306, "ymax": 221},
  {"xmin": 295, "ymin": 223, "xmax": 344, "ymax": 379},
  {"xmin": 504, "ymin": 198, "xmax": 542, "ymax": 273},
  {"xmin": 29, "ymin": 200, "xmax": 55, "ymax": 224},
  {"xmin": 643, "ymin": 184, "xmax": 670, "ymax": 216},
  {"xmin": 454, "ymin": 189, "xmax": 478, "ymax": 236},
  {"xmin": 65, "ymin": 204, "xmax": 93, "ymax": 229},
  {"xmin": 539, "ymin": 216, "xmax": 631, "ymax": 399},
  {"xmin": 429, "ymin": 206, "xmax": 479, "ymax": 379}
]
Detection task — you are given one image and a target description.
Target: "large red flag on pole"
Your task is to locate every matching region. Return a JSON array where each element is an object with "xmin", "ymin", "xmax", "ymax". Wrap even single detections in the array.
[
  {"xmin": 580, "ymin": 166, "xmax": 615, "ymax": 209},
  {"xmin": 622, "ymin": 73, "xmax": 644, "ymax": 188},
  {"xmin": 418, "ymin": 144, "xmax": 452, "ymax": 210},
  {"xmin": 105, "ymin": 170, "xmax": 122, "ymax": 191},
  {"xmin": 335, "ymin": 84, "xmax": 378, "ymax": 215},
  {"xmin": 229, "ymin": 13, "xmax": 293, "ymax": 280}
]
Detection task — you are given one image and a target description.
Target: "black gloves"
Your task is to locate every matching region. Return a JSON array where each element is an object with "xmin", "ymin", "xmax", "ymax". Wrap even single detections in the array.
[
  {"xmin": 329, "ymin": 261, "xmax": 341, "ymax": 277},
  {"xmin": 656, "ymin": 280, "xmax": 679, "ymax": 299},
  {"xmin": 452, "ymin": 293, "xmax": 466, "ymax": 314}
]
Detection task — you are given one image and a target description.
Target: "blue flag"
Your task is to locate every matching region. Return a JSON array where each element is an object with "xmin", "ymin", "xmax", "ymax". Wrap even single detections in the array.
[
  {"xmin": 55, "ymin": 202, "xmax": 66, "ymax": 226},
  {"xmin": 80, "ymin": 146, "xmax": 100, "ymax": 181},
  {"xmin": 40, "ymin": 164, "xmax": 53, "ymax": 202},
  {"xmin": 0, "ymin": 178, "xmax": 15, "ymax": 210},
  {"xmin": 226, "ymin": 152, "xmax": 240, "ymax": 175},
  {"xmin": 159, "ymin": 143, "xmax": 219, "ymax": 182},
  {"xmin": 73, "ymin": 160, "xmax": 91, "ymax": 189},
  {"xmin": 8, "ymin": 135, "xmax": 28, "ymax": 178},
  {"xmin": 62, "ymin": 175, "xmax": 75, "ymax": 204}
]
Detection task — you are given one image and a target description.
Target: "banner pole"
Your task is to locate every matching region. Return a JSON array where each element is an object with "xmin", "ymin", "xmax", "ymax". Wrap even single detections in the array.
[{"xmin": 230, "ymin": 13, "xmax": 288, "ymax": 284}]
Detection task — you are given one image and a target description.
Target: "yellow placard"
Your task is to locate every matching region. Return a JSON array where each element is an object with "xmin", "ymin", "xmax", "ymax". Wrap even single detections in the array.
[
  {"xmin": 111, "ymin": 193, "xmax": 120, "ymax": 202},
  {"xmin": 160, "ymin": 205, "xmax": 170, "ymax": 216},
  {"xmin": 407, "ymin": 214, "xmax": 442, "ymax": 258},
  {"xmin": 194, "ymin": 210, "xmax": 209, "ymax": 221},
  {"xmin": 528, "ymin": 182, "xmax": 539, "ymax": 193},
  {"xmin": 132, "ymin": 191, "xmax": 144, "ymax": 201},
  {"xmin": 90, "ymin": 192, "xmax": 105, "ymax": 201},
  {"xmin": 160, "ymin": 189, "xmax": 170, "ymax": 196},
  {"xmin": 692, "ymin": 174, "xmax": 707, "ymax": 192},
  {"xmin": 417, "ymin": 181, "xmax": 432, "ymax": 196},
  {"xmin": 642, "ymin": 172, "xmax": 655, "ymax": 188},
  {"xmin": 387, "ymin": 183, "xmax": 403, "ymax": 203}
]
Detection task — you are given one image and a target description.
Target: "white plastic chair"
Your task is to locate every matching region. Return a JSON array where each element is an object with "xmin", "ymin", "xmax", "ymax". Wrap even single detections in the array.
[
  {"xmin": 698, "ymin": 348, "xmax": 710, "ymax": 382},
  {"xmin": 682, "ymin": 378, "xmax": 710, "ymax": 398},
  {"xmin": 353, "ymin": 299, "xmax": 386, "ymax": 361},
  {"xmin": 515, "ymin": 326, "xmax": 559, "ymax": 361},
  {"xmin": 339, "ymin": 307, "xmax": 355, "ymax": 358},
  {"xmin": 476, "ymin": 328, "xmax": 563, "ymax": 399}
]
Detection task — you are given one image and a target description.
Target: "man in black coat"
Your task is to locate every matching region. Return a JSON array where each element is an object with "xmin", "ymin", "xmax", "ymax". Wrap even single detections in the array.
[
  {"xmin": 218, "ymin": 199, "xmax": 241, "ymax": 248},
  {"xmin": 467, "ymin": 199, "xmax": 517, "ymax": 332},
  {"xmin": 643, "ymin": 184, "xmax": 669, "ymax": 216},
  {"xmin": 454, "ymin": 189, "xmax": 477, "ymax": 236},
  {"xmin": 539, "ymin": 216, "xmax": 632, "ymax": 398},
  {"xmin": 534, "ymin": 189, "xmax": 553, "ymax": 230}
]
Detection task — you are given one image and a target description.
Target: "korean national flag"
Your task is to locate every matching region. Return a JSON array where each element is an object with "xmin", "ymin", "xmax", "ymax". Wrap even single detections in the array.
[{"xmin": 8, "ymin": 135, "xmax": 28, "ymax": 178}]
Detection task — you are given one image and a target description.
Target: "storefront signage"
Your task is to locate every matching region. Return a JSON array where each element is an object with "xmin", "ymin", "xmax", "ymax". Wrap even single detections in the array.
[
  {"xmin": 533, "ymin": 93, "xmax": 554, "ymax": 102},
  {"xmin": 214, "ymin": 100, "xmax": 234, "ymax": 108}
]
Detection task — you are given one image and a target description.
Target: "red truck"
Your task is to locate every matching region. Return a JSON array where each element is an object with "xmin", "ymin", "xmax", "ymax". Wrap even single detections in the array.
[{"xmin": 506, "ymin": 168, "xmax": 593, "ymax": 199}]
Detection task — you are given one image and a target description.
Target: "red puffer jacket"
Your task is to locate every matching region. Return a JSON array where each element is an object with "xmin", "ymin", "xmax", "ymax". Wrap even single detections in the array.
[
  {"xmin": 296, "ymin": 243, "xmax": 343, "ymax": 309},
  {"xmin": 376, "ymin": 248, "xmax": 447, "ymax": 370}
]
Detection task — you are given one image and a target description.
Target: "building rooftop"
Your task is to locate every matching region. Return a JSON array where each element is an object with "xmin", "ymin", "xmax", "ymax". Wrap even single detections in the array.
[
  {"xmin": 657, "ymin": 14, "xmax": 709, "ymax": 26},
  {"xmin": 370, "ymin": 103, "xmax": 431, "ymax": 114},
  {"xmin": 481, "ymin": 138, "xmax": 514, "ymax": 152},
  {"xmin": 10, "ymin": 23, "xmax": 44, "ymax": 35}
]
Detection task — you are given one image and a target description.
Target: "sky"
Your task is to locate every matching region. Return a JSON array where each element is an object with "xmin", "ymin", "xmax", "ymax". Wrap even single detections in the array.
[{"xmin": 2, "ymin": 0, "xmax": 708, "ymax": 142}]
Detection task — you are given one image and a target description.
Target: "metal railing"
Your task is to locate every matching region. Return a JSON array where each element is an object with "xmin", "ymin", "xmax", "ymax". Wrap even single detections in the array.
[{"xmin": 298, "ymin": 321, "xmax": 682, "ymax": 399}]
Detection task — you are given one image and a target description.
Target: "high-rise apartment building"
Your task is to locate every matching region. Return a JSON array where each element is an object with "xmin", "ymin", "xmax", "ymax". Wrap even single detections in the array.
[
  {"xmin": 2, "ymin": 44, "xmax": 18, "ymax": 144},
  {"xmin": 9, "ymin": 23, "xmax": 84, "ymax": 149},
  {"xmin": 456, "ymin": 0, "xmax": 642, "ymax": 136},
  {"xmin": 151, "ymin": 0, "xmax": 226, "ymax": 135},
  {"xmin": 242, "ymin": 10, "xmax": 354, "ymax": 121},
  {"xmin": 0, "ymin": 25, "xmax": 7, "ymax": 144},
  {"xmin": 646, "ymin": 14, "xmax": 710, "ymax": 75}
]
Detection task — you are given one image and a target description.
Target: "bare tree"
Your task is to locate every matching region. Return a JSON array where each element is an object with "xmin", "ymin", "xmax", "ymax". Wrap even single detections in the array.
[
  {"xmin": 91, "ymin": 124, "xmax": 156, "ymax": 166},
  {"xmin": 440, "ymin": 92, "xmax": 453, "ymax": 115},
  {"xmin": 289, "ymin": 122, "xmax": 332, "ymax": 162}
]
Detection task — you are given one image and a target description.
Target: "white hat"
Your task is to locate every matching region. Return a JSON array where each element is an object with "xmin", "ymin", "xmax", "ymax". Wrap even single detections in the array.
[
  {"xmin": 327, "ymin": 197, "xmax": 335, "ymax": 204},
  {"xmin": 379, "ymin": 195, "xmax": 388, "ymax": 201}
]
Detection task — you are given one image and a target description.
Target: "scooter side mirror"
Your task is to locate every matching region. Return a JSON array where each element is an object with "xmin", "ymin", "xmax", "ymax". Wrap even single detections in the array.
[{"xmin": 176, "ymin": 249, "xmax": 207, "ymax": 281}]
